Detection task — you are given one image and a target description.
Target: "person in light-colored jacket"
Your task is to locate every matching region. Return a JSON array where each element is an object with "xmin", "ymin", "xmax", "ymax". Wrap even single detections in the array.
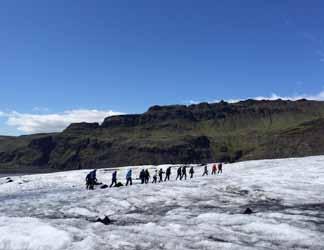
[{"xmin": 126, "ymin": 169, "xmax": 132, "ymax": 186}]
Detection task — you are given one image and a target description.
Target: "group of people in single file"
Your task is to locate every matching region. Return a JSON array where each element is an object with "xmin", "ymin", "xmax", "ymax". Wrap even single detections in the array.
[{"xmin": 86, "ymin": 163, "xmax": 223, "ymax": 189}]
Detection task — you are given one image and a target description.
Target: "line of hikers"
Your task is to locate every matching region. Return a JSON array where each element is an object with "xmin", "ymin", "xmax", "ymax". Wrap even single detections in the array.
[{"xmin": 86, "ymin": 163, "xmax": 223, "ymax": 190}]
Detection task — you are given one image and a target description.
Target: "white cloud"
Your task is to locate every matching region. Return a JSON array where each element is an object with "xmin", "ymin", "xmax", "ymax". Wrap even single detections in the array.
[
  {"xmin": 0, "ymin": 109, "xmax": 122, "ymax": 134},
  {"xmin": 250, "ymin": 91, "xmax": 324, "ymax": 102},
  {"xmin": 187, "ymin": 91, "xmax": 324, "ymax": 105},
  {"xmin": 188, "ymin": 100, "xmax": 199, "ymax": 105}
]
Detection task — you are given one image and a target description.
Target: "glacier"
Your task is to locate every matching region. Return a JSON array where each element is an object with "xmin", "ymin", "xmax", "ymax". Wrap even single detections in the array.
[{"xmin": 0, "ymin": 156, "xmax": 324, "ymax": 250}]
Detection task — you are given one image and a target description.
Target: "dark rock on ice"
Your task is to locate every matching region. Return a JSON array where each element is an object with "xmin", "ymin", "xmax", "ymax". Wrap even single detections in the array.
[
  {"xmin": 243, "ymin": 208, "xmax": 253, "ymax": 214},
  {"xmin": 115, "ymin": 182, "xmax": 124, "ymax": 187},
  {"xmin": 96, "ymin": 216, "xmax": 111, "ymax": 225}
]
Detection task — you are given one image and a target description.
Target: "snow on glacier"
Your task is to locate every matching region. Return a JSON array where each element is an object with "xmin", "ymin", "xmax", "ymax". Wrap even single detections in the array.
[{"xmin": 0, "ymin": 156, "xmax": 324, "ymax": 250}]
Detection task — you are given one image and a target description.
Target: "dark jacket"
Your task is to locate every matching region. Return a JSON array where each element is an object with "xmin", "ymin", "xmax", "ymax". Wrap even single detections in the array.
[
  {"xmin": 112, "ymin": 171, "xmax": 117, "ymax": 180},
  {"xmin": 158, "ymin": 169, "xmax": 165, "ymax": 176}
]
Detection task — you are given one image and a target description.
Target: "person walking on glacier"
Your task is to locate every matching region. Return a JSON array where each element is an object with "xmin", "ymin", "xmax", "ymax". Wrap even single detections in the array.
[
  {"xmin": 181, "ymin": 165, "xmax": 187, "ymax": 180},
  {"xmin": 85, "ymin": 172, "xmax": 92, "ymax": 190},
  {"xmin": 202, "ymin": 165, "xmax": 208, "ymax": 176},
  {"xmin": 110, "ymin": 170, "xmax": 117, "ymax": 187},
  {"xmin": 211, "ymin": 164, "xmax": 217, "ymax": 175},
  {"xmin": 189, "ymin": 166, "xmax": 194, "ymax": 178},
  {"xmin": 139, "ymin": 169, "xmax": 146, "ymax": 184},
  {"xmin": 164, "ymin": 166, "xmax": 171, "ymax": 181},
  {"xmin": 145, "ymin": 169, "xmax": 150, "ymax": 184},
  {"xmin": 218, "ymin": 163, "xmax": 223, "ymax": 174},
  {"xmin": 176, "ymin": 166, "xmax": 182, "ymax": 180},
  {"xmin": 158, "ymin": 168, "xmax": 165, "ymax": 183},
  {"xmin": 126, "ymin": 169, "xmax": 133, "ymax": 186},
  {"xmin": 152, "ymin": 170, "xmax": 158, "ymax": 183}
]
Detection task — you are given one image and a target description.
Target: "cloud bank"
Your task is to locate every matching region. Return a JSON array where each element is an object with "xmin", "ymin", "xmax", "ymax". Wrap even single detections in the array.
[
  {"xmin": 249, "ymin": 91, "xmax": 324, "ymax": 102},
  {"xmin": 189, "ymin": 91, "xmax": 324, "ymax": 105},
  {"xmin": 0, "ymin": 109, "xmax": 122, "ymax": 134}
]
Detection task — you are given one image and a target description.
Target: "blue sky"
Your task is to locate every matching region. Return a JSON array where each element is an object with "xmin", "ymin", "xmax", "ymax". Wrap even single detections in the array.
[{"xmin": 1, "ymin": 0, "xmax": 324, "ymax": 135}]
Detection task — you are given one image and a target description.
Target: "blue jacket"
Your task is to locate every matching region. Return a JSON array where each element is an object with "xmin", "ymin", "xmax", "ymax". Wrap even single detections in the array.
[{"xmin": 126, "ymin": 169, "xmax": 132, "ymax": 179}]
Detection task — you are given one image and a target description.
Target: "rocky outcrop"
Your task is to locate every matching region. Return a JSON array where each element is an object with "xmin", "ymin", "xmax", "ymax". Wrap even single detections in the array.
[
  {"xmin": 101, "ymin": 115, "xmax": 141, "ymax": 128},
  {"xmin": 63, "ymin": 122, "xmax": 99, "ymax": 133},
  {"xmin": 28, "ymin": 136, "xmax": 56, "ymax": 165}
]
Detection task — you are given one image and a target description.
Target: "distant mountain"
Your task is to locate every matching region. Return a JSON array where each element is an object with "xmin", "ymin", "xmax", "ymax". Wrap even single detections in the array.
[{"xmin": 1, "ymin": 99, "xmax": 324, "ymax": 173}]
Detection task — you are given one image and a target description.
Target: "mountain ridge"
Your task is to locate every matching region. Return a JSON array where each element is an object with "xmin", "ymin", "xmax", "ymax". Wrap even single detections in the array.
[{"xmin": 1, "ymin": 99, "xmax": 324, "ymax": 173}]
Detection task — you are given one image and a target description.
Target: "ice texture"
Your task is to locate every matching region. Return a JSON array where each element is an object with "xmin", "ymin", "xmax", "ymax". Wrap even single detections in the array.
[{"xmin": 0, "ymin": 156, "xmax": 324, "ymax": 249}]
